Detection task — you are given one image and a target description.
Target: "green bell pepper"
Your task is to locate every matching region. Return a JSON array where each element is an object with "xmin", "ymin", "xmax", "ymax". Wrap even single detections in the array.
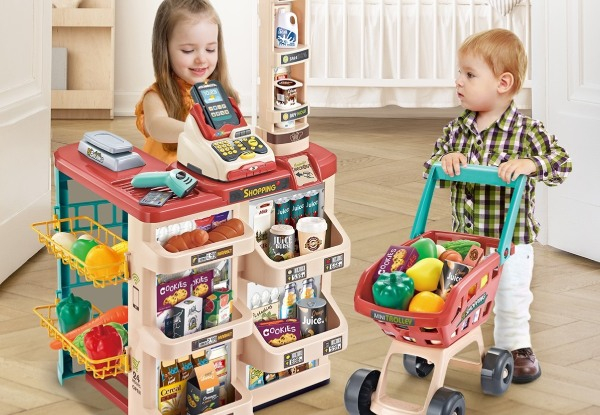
[
  {"xmin": 56, "ymin": 293, "xmax": 93, "ymax": 333},
  {"xmin": 372, "ymin": 271, "xmax": 415, "ymax": 310}
]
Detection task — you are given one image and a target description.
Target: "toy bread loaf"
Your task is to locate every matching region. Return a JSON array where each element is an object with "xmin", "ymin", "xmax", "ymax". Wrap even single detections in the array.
[
  {"xmin": 208, "ymin": 219, "xmax": 244, "ymax": 243},
  {"xmin": 163, "ymin": 229, "xmax": 209, "ymax": 252}
]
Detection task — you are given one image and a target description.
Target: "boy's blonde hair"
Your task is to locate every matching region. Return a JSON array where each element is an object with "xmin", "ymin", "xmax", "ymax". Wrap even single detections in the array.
[{"xmin": 458, "ymin": 28, "xmax": 527, "ymax": 94}]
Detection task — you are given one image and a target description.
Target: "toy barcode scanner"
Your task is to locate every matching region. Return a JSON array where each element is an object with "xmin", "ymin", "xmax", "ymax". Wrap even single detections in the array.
[{"xmin": 177, "ymin": 80, "xmax": 276, "ymax": 182}]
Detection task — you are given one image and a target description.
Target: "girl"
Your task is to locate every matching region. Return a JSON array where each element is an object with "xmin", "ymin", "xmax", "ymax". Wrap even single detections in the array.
[{"xmin": 136, "ymin": 0, "xmax": 240, "ymax": 165}]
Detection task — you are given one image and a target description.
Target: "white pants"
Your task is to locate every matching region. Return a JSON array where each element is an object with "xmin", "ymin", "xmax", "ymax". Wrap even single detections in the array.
[{"xmin": 493, "ymin": 244, "xmax": 534, "ymax": 351}]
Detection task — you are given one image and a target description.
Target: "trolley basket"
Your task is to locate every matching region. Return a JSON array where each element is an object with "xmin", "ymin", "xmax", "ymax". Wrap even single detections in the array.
[{"xmin": 354, "ymin": 163, "xmax": 526, "ymax": 348}]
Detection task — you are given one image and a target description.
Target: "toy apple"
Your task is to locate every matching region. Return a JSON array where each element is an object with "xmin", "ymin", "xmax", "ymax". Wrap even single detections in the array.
[{"xmin": 71, "ymin": 238, "xmax": 99, "ymax": 262}]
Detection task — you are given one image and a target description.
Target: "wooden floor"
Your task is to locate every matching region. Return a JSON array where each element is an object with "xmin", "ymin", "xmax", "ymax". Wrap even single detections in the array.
[{"xmin": 1, "ymin": 116, "xmax": 599, "ymax": 414}]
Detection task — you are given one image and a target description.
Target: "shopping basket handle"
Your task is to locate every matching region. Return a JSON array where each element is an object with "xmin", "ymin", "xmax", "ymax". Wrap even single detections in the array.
[{"xmin": 410, "ymin": 162, "xmax": 526, "ymax": 265}]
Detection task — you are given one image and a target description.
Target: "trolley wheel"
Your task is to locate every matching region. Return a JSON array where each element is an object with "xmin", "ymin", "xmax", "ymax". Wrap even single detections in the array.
[
  {"xmin": 403, "ymin": 354, "xmax": 434, "ymax": 378},
  {"xmin": 426, "ymin": 387, "xmax": 466, "ymax": 415},
  {"xmin": 344, "ymin": 368, "xmax": 380, "ymax": 415},
  {"xmin": 481, "ymin": 347, "xmax": 514, "ymax": 396}
]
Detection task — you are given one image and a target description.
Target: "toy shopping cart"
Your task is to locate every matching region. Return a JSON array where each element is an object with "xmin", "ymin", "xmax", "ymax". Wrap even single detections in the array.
[{"xmin": 344, "ymin": 163, "xmax": 526, "ymax": 415}]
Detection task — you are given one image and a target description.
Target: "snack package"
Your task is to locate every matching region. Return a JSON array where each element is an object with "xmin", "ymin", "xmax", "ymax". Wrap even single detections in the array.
[
  {"xmin": 203, "ymin": 288, "xmax": 233, "ymax": 329},
  {"xmin": 374, "ymin": 245, "xmax": 419, "ymax": 281},
  {"xmin": 255, "ymin": 318, "xmax": 301, "ymax": 347}
]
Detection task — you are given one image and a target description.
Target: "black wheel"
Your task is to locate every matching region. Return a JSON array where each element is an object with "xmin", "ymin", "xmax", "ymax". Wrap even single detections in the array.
[
  {"xmin": 481, "ymin": 347, "xmax": 514, "ymax": 396},
  {"xmin": 344, "ymin": 368, "xmax": 380, "ymax": 415},
  {"xmin": 427, "ymin": 387, "xmax": 466, "ymax": 415},
  {"xmin": 403, "ymin": 354, "xmax": 434, "ymax": 378}
]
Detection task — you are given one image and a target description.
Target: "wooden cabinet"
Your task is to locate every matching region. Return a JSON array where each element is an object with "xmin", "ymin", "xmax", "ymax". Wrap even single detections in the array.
[{"xmin": 51, "ymin": 0, "xmax": 114, "ymax": 119}]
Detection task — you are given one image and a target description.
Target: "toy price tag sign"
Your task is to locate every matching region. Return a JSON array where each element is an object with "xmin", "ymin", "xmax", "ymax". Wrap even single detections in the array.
[
  {"xmin": 284, "ymin": 348, "xmax": 304, "ymax": 369},
  {"xmin": 191, "ymin": 329, "xmax": 234, "ymax": 351},
  {"xmin": 285, "ymin": 155, "xmax": 317, "ymax": 187},
  {"xmin": 286, "ymin": 263, "xmax": 307, "ymax": 283},
  {"xmin": 323, "ymin": 336, "xmax": 343, "ymax": 355},
  {"xmin": 324, "ymin": 253, "xmax": 344, "ymax": 272},
  {"xmin": 191, "ymin": 245, "xmax": 233, "ymax": 266},
  {"xmin": 280, "ymin": 49, "xmax": 309, "ymax": 65}
]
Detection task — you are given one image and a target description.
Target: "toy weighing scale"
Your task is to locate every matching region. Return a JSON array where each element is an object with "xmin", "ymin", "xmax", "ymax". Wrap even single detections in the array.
[
  {"xmin": 177, "ymin": 80, "xmax": 276, "ymax": 182},
  {"xmin": 78, "ymin": 131, "xmax": 145, "ymax": 172}
]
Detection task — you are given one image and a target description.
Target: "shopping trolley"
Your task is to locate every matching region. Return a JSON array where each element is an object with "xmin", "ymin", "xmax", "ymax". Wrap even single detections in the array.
[{"xmin": 344, "ymin": 163, "xmax": 526, "ymax": 415}]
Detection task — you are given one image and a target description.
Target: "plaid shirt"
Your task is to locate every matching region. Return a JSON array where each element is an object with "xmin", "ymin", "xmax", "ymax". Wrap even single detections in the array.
[{"xmin": 423, "ymin": 101, "xmax": 572, "ymax": 244}]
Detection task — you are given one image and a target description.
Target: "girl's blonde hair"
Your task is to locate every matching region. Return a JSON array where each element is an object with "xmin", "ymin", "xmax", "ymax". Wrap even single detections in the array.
[
  {"xmin": 152, "ymin": 0, "xmax": 239, "ymax": 122},
  {"xmin": 458, "ymin": 28, "xmax": 527, "ymax": 94}
]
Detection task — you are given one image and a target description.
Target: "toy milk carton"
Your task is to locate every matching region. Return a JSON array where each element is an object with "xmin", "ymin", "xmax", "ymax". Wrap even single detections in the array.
[{"xmin": 172, "ymin": 296, "xmax": 203, "ymax": 338}]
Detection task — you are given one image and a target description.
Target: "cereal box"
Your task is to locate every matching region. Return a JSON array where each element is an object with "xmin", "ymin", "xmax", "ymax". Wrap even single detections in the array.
[
  {"xmin": 203, "ymin": 288, "xmax": 233, "ymax": 329},
  {"xmin": 172, "ymin": 296, "xmax": 203, "ymax": 338},
  {"xmin": 255, "ymin": 318, "xmax": 301, "ymax": 347},
  {"xmin": 157, "ymin": 275, "xmax": 191, "ymax": 313}
]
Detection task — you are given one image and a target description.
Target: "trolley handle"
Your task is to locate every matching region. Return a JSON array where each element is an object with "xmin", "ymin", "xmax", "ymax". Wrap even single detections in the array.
[{"xmin": 411, "ymin": 162, "xmax": 526, "ymax": 265}]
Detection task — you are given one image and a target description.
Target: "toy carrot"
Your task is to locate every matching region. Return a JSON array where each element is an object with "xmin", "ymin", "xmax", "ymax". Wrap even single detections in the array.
[{"xmin": 50, "ymin": 305, "xmax": 128, "ymax": 350}]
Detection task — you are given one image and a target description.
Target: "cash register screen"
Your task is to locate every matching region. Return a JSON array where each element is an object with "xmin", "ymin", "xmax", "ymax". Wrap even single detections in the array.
[{"xmin": 200, "ymin": 87, "xmax": 223, "ymax": 104}]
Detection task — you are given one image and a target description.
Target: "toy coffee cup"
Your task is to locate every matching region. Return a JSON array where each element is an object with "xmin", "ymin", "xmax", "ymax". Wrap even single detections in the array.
[{"xmin": 296, "ymin": 217, "xmax": 327, "ymax": 255}]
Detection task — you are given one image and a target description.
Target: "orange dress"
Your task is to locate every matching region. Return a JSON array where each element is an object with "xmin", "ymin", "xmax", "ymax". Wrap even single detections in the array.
[{"xmin": 134, "ymin": 77, "xmax": 194, "ymax": 165}]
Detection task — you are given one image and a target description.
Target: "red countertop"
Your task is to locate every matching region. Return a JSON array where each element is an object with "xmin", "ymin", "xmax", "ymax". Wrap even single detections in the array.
[{"xmin": 54, "ymin": 142, "xmax": 336, "ymax": 223}]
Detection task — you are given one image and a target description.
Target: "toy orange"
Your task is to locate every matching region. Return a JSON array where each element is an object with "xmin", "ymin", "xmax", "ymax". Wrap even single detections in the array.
[
  {"xmin": 408, "ymin": 291, "xmax": 445, "ymax": 313},
  {"xmin": 84, "ymin": 244, "xmax": 122, "ymax": 280}
]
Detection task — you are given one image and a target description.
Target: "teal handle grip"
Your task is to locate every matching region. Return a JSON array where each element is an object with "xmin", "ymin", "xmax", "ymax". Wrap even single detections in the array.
[
  {"xmin": 411, "ymin": 162, "xmax": 526, "ymax": 264},
  {"xmin": 131, "ymin": 169, "xmax": 197, "ymax": 198}
]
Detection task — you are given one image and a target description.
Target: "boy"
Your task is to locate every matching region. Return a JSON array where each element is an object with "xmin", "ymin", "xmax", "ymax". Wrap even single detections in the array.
[{"xmin": 423, "ymin": 29, "xmax": 572, "ymax": 383}]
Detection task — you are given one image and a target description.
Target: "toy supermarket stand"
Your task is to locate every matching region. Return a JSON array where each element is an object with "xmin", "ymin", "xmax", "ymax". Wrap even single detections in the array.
[
  {"xmin": 32, "ymin": 136, "xmax": 350, "ymax": 414},
  {"xmin": 344, "ymin": 163, "xmax": 526, "ymax": 415}
]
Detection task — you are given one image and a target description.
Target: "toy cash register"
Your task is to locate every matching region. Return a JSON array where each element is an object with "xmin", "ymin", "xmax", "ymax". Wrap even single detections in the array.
[{"xmin": 177, "ymin": 80, "xmax": 276, "ymax": 182}]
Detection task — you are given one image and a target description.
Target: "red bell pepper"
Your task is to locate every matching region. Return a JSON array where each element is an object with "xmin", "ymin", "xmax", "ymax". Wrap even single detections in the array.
[{"xmin": 83, "ymin": 324, "xmax": 123, "ymax": 369}]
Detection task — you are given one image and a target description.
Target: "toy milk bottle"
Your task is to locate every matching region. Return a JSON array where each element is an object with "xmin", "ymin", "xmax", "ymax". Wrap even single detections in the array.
[{"xmin": 274, "ymin": 8, "xmax": 298, "ymax": 48}]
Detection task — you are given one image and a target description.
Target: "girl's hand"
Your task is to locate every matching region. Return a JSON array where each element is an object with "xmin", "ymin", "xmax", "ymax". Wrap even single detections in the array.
[
  {"xmin": 440, "ymin": 153, "xmax": 467, "ymax": 177},
  {"xmin": 497, "ymin": 158, "xmax": 536, "ymax": 183}
]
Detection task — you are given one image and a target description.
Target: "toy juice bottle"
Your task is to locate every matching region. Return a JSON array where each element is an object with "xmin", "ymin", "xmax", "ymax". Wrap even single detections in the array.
[
  {"xmin": 299, "ymin": 278, "xmax": 316, "ymax": 299},
  {"xmin": 280, "ymin": 282, "xmax": 298, "ymax": 319}
]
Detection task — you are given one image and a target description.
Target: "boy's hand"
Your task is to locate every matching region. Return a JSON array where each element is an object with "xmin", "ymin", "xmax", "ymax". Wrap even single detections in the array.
[
  {"xmin": 498, "ymin": 159, "xmax": 536, "ymax": 183},
  {"xmin": 441, "ymin": 153, "xmax": 467, "ymax": 177}
]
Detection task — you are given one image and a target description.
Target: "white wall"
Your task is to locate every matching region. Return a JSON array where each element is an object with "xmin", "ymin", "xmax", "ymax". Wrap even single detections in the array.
[{"xmin": 114, "ymin": 0, "xmax": 255, "ymax": 117}]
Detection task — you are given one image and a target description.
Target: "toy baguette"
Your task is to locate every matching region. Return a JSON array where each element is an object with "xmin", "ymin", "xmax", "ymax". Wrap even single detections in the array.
[
  {"xmin": 208, "ymin": 218, "xmax": 244, "ymax": 243},
  {"xmin": 163, "ymin": 219, "xmax": 244, "ymax": 252}
]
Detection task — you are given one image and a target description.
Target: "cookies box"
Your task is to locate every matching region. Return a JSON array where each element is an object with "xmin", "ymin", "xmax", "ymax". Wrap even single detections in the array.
[
  {"xmin": 157, "ymin": 275, "xmax": 191, "ymax": 313},
  {"xmin": 189, "ymin": 269, "xmax": 215, "ymax": 299},
  {"xmin": 373, "ymin": 245, "xmax": 419, "ymax": 281}
]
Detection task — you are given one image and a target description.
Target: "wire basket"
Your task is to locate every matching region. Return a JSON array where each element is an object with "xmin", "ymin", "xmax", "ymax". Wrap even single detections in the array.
[
  {"xmin": 354, "ymin": 230, "xmax": 511, "ymax": 348},
  {"xmin": 31, "ymin": 215, "xmax": 128, "ymax": 288},
  {"xmin": 33, "ymin": 303, "xmax": 129, "ymax": 379}
]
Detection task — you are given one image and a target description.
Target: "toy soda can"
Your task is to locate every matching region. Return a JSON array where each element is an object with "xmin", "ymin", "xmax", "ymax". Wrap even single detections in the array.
[
  {"xmin": 274, "ymin": 197, "xmax": 291, "ymax": 225},
  {"xmin": 303, "ymin": 190, "xmax": 320, "ymax": 217},
  {"xmin": 297, "ymin": 297, "xmax": 327, "ymax": 337},
  {"xmin": 268, "ymin": 224, "xmax": 295, "ymax": 262},
  {"xmin": 289, "ymin": 193, "xmax": 306, "ymax": 228}
]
